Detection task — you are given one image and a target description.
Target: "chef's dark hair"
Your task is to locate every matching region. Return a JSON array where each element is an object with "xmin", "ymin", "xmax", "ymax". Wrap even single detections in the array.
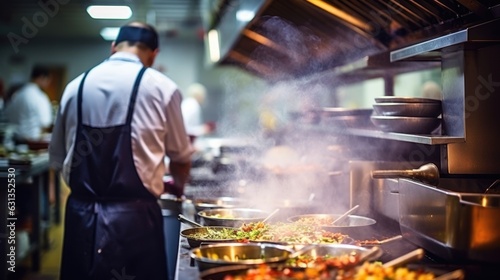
[
  {"xmin": 31, "ymin": 65, "xmax": 50, "ymax": 79},
  {"xmin": 115, "ymin": 23, "xmax": 159, "ymax": 51}
]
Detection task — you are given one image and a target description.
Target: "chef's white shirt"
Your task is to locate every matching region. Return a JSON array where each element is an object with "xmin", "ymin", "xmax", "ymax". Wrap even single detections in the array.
[
  {"xmin": 4, "ymin": 82, "xmax": 53, "ymax": 140},
  {"xmin": 49, "ymin": 52, "xmax": 194, "ymax": 197}
]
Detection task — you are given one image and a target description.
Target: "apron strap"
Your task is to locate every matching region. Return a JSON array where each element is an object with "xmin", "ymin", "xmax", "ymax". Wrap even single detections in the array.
[
  {"xmin": 77, "ymin": 70, "xmax": 91, "ymax": 127},
  {"xmin": 126, "ymin": 67, "xmax": 147, "ymax": 125},
  {"xmin": 76, "ymin": 66, "xmax": 147, "ymax": 127}
]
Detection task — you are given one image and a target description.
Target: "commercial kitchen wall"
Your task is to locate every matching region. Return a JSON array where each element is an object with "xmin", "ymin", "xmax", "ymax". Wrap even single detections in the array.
[{"xmin": 0, "ymin": 36, "xmax": 268, "ymax": 135}]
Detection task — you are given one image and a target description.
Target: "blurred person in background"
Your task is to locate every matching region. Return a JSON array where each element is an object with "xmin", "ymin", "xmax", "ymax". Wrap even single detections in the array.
[
  {"xmin": 3, "ymin": 65, "xmax": 53, "ymax": 142},
  {"xmin": 421, "ymin": 80, "xmax": 442, "ymax": 100},
  {"xmin": 49, "ymin": 22, "xmax": 193, "ymax": 280},
  {"xmin": 181, "ymin": 82, "xmax": 215, "ymax": 143}
]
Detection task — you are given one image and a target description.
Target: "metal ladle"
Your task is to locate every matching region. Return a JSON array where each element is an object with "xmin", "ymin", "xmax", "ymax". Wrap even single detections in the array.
[
  {"xmin": 331, "ymin": 205, "xmax": 359, "ymax": 226},
  {"xmin": 371, "ymin": 163, "xmax": 440, "ymax": 186},
  {"xmin": 178, "ymin": 214, "xmax": 203, "ymax": 228},
  {"xmin": 262, "ymin": 208, "xmax": 280, "ymax": 223}
]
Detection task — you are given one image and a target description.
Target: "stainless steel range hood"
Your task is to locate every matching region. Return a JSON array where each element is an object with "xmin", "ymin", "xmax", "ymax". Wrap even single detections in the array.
[{"xmin": 206, "ymin": 0, "xmax": 500, "ymax": 80}]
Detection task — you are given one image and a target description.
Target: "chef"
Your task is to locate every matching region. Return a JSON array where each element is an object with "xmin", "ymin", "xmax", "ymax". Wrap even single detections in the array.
[{"xmin": 49, "ymin": 22, "xmax": 193, "ymax": 280}]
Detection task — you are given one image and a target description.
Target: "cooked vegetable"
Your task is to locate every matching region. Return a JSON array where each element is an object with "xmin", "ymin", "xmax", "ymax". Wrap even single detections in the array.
[
  {"xmin": 236, "ymin": 221, "xmax": 347, "ymax": 244},
  {"xmin": 222, "ymin": 262, "xmax": 436, "ymax": 280},
  {"xmin": 187, "ymin": 228, "xmax": 240, "ymax": 240}
]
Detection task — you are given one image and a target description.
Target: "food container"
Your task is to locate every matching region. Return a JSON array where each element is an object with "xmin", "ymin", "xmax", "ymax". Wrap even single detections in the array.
[
  {"xmin": 189, "ymin": 243, "xmax": 293, "ymax": 272},
  {"xmin": 374, "ymin": 96, "xmax": 441, "ymax": 104},
  {"xmin": 372, "ymin": 102, "xmax": 442, "ymax": 117},
  {"xmin": 287, "ymin": 214, "xmax": 377, "ymax": 240},
  {"xmin": 180, "ymin": 226, "xmax": 241, "ymax": 248},
  {"xmin": 198, "ymin": 208, "xmax": 270, "ymax": 227},
  {"xmin": 370, "ymin": 115, "xmax": 441, "ymax": 134},
  {"xmin": 398, "ymin": 178, "xmax": 500, "ymax": 263},
  {"xmin": 320, "ymin": 108, "xmax": 373, "ymax": 128}
]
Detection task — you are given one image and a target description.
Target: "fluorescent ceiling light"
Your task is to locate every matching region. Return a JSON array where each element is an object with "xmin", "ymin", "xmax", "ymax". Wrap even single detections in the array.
[
  {"xmin": 236, "ymin": 10, "xmax": 255, "ymax": 22},
  {"xmin": 208, "ymin": 29, "xmax": 220, "ymax": 62},
  {"xmin": 100, "ymin": 27, "xmax": 120, "ymax": 40},
  {"xmin": 87, "ymin": 5, "xmax": 132, "ymax": 19}
]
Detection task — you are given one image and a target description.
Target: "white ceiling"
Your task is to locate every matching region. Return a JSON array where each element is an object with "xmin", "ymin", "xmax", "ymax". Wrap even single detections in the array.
[{"xmin": 0, "ymin": 0, "xmax": 209, "ymax": 43}]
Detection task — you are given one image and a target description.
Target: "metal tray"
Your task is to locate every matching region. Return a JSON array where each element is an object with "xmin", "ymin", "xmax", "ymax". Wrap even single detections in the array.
[{"xmin": 398, "ymin": 178, "xmax": 500, "ymax": 263}]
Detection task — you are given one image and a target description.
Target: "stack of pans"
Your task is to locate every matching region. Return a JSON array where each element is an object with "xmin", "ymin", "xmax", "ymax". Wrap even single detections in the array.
[{"xmin": 371, "ymin": 97, "xmax": 442, "ymax": 134}]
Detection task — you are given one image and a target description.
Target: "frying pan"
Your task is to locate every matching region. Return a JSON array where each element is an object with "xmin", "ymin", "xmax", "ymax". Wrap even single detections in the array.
[
  {"xmin": 178, "ymin": 214, "xmax": 241, "ymax": 248},
  {"xmin": 180, "ymin": 226, "xmax": 242, "ymax": 248},
  {"xmin": 287, "ymin": 214, "xmax": 376, "ymax": 240},
  {"xmin": 198, "ymin": 244, "xmax": 381, "ymax": 280}
]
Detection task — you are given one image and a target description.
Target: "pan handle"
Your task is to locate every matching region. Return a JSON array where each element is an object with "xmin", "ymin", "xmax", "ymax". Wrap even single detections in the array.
[
  {"xmin": 382, "ymin": 248, "xmax": 424, "ymax": 268},
  {"xmin": 178, "ymin": 214, "xmax": 203, "ymax": 227}
]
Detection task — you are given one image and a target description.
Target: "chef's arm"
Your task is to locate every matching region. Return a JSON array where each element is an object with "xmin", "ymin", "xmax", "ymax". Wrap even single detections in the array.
[{"xmin": 168, "ymin": 160, "xmax": 191, "ymax": 197}]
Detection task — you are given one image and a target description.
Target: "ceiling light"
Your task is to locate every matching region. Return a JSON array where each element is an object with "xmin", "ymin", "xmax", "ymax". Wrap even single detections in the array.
[
  {"xmin": 236, "ymin": 10, "xmax": 255, "ymax": 22},
  {"xmin": 87, "ymin": 5, "xmax": 132, "ymax": 19},
  {"xmin": 100, "ymin": 27, "xmax": 120, "ymax": 40},
  {"xmin": 207, "ymin": 29, "xmax": 220, "ymax": 62},
  {"xmin": 306, "ymin": 0, "xmax": 370, "ymax": 32}
]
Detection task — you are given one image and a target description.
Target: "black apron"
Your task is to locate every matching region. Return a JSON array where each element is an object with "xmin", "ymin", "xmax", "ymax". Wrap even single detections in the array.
[{"xmin": 60, "ymin": 66, "xmax": 168, "ymax": 280}]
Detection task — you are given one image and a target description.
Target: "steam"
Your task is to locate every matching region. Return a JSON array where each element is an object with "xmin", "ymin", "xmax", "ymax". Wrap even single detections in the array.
[{"xmin": 187, "ymin": 16, "xmax": 381, "ymax": 217}]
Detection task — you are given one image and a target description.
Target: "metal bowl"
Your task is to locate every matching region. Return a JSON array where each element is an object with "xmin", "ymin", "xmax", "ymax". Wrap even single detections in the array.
[
  {"xmin": 180, "ymin": 226, "xmax": 241, "ymax": 248},
  {"xmin": 374, "ymin": 96, "xmax": 442, "ymax": 104},
  {"xmin": 193, "ymin": 197, "xmax": 247, "ymax": 213},
  {"xmin": 373, "ymin": 102, "xmax": 442, "ymax": 117},
  {"xmin": 287, "ymin": 214, "xmax": 377, "ymax": 240},
  {"xmin": 370, "ymin": 116, "xmax": 441, "ymax": 134},
  {"xmin": 198, "ymin": 208, "xmax": 270, "ymax": 227},
  {"xmin": 190, "ymin": 242, "xmax": 294, "ymax": 272}
]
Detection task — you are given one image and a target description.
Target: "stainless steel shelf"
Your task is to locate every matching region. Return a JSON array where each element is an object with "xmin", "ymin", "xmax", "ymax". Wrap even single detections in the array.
[
  {"xmin": 308, "ymin": 51, "xmax": 439, "ymax": 85},
  {"xmin": 345, "ymin": 128, "xmax": 464, "ymax": 145},
  {"xmin": 391, "ymin": 18, "xmax": 500, "ymax": 62},
  {"xmin": 297, "ymin": 125, "xmax": 464, "ymax": 145}
]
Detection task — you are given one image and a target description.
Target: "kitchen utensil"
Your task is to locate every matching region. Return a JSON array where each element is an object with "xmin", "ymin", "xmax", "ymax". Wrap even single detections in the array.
[
  {"xmin": 288, "ymin": 244, "xmax": 382, "ymax": 266},
  {"xmin": 198, "ymin": 208, "xmax": 271, "ymax": 227},
  {"xmin": 370, "ymin": 115, "xmax": 441, "ymax": 134},
  {"xmin": 484, "ymin": 179, "xmax": 500, "ymax": 194},
  {"xmin": 287, "ymin": 214, "xmax": 376, "ymax": 240},
  {"xmin": 192, "ymin": 197, "xmax": 247, "ymax": 213},
  {"xmin": 261, "ymin": 208, "xmax": 280, "ymax": 223},
  {"xmin": 375, "ymin": 96, "xmax": 442, "ymax": 104},
  {"xmin": 318, "ymin": 107, "xmax": 373, "ymax": 128},
  {"xmin": 373, "ymin": 102, "xmax": 442, "ymax": 117},
  {"xmin": 358, "ymin": 235, "xmax": 403, "ymax": 246},
  {"xmin": 382, "ymin": 248, "xmax": 425, "ymax": 268},
  {"xmin": 198, "ymin": 244, "xmax": 382, "ymax": 279},
  {"xmin": 178, "ymin": 214, "xmax": 203, "ymax": 228},
  {"xmin": 189, "ymin": 242, "xmax": 294, "ymax": 272},
  {"xmin": 371, "ymin": 163, "xmax": 440, "ymax": 185},
  {"xmin": 433, "ymin": 269, "xmax": 465, "ymax": 280},
  {"xmin": 180, "ymin": 226, "xmax": 241, "ymax": 248},
  {"xmin": 331, "ymin": 205, "xmax": 359, "ymax": 226}
]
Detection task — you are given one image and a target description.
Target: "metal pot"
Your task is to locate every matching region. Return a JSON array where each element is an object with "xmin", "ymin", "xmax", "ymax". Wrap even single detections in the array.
[
  {"xmin": 189, "ymin": 242, "xmax": 293, "ymax": 272},
  {"xmin": 198, "ymin": 208, "xmax": 270, "ymax": 227},
  {"xmin": 287, "ymin": 214, "xmax": 377, "ymax": 240}
]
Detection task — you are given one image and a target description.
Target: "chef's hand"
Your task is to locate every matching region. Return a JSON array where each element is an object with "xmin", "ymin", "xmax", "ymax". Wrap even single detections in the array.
[{"xmin": 163, "ymin": 180, "xmax": 184, "ymax": 198}]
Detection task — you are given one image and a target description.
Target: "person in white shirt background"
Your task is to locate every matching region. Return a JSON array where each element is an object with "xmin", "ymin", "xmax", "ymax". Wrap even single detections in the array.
[
  {"xmin": 4, "ymin": 65, "xmax": 53, "ymax": 142},
  {"xmin": 181, "ymin": 82, "xmax": 215, "ymax": 143}
]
